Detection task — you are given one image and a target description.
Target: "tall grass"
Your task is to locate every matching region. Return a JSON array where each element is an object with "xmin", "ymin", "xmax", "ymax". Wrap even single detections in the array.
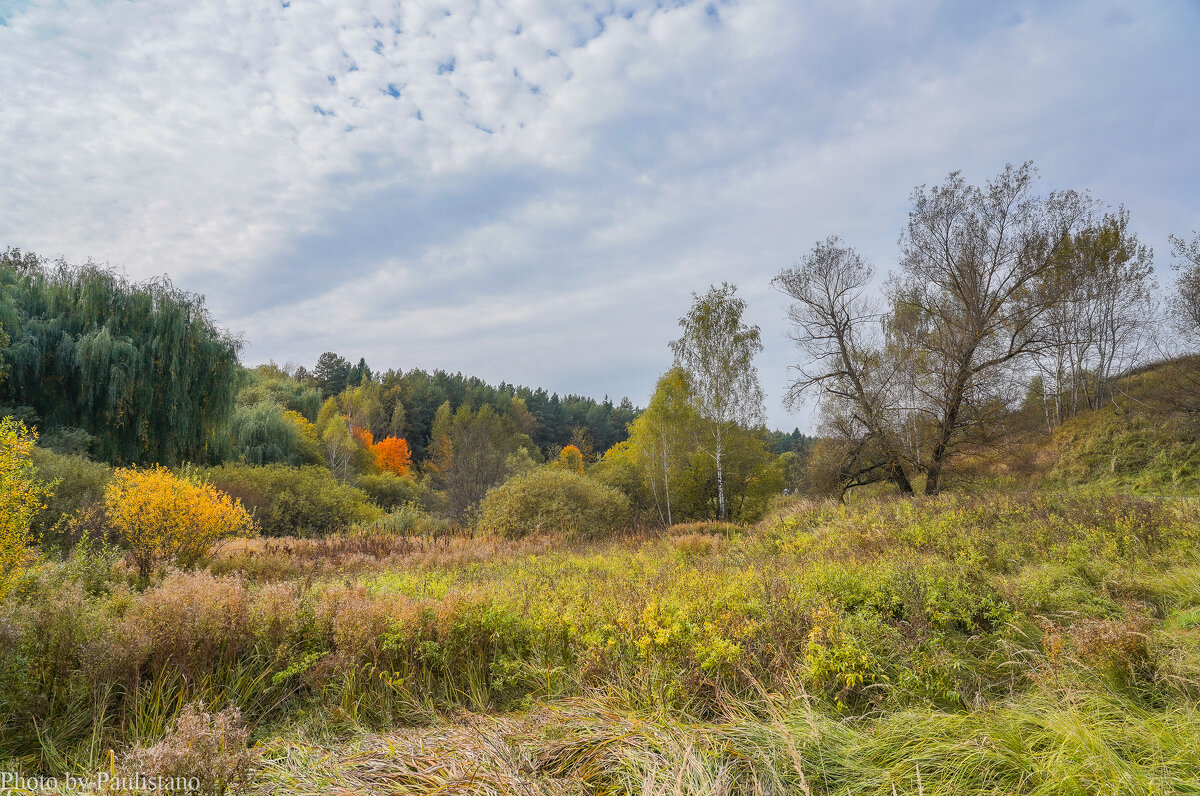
[{"xmin": 2, "ymin": 492, "xmax": 1198, "ymax": 792}]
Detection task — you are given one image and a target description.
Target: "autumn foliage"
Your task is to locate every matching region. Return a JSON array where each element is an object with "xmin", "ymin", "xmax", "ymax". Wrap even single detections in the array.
[
  {"xmin": 351, "ymin": 426, "xmax": 374, "ymax": 449},
  {"xmin": 103, "ymin": 466, "xmax": 256, "ymax": 578},
  {"xmin": 372, "ymin": 436, "xmax": 413, "ymax": 478},
  {"xmin": 0, "ymin": 418, "xmax": 46, "ymax": 592},
  {"xmin": 556, "ymin": 444, "xmax": 586, "ymax": 475}
]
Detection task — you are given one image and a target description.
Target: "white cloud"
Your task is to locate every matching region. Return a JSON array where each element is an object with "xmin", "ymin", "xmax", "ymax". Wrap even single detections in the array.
[{"xmin": 2, "ymin": 0, "xmax": 1199, "ymax": 428}]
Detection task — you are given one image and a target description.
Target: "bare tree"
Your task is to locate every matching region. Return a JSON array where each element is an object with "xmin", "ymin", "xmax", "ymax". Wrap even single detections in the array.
[
  {"xmin": 1034, "ymin": 208, "xmax": 1156, "ymax": 423},
  {"xmin": 1169, "ymin": 231, "xmax": 1200, "ymax": 341},
  {"xmin": 773, "ymin": 237, "xmax": 915, "ymax": 495},
  {"xmin": 891, "ymin": 162, "xmax": 1089, "ymax": 494}
]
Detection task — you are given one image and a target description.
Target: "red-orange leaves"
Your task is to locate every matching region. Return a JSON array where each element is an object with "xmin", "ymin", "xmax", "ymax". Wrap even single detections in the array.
[{"xmin": 373, "ymin": 436, "xmax": 413, "ymax": 478}]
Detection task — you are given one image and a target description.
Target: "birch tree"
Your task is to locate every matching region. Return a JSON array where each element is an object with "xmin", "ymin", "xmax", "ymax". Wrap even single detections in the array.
[{"xmin": 670, "ymin": 283, "xmax": 765, "ymax": 520}]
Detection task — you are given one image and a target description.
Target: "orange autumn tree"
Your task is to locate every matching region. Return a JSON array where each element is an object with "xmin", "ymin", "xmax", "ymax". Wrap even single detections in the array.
[
  {"xmin": 372, "ymin": 436, "xmax": 413, "ymax": 478},
  {"xmin": 556, "ymin": 444, "xmax": 585, "ymax": 475},
  {"xmin": 351, "ymin": 426, "xmax": 374, "ymax": 449}
]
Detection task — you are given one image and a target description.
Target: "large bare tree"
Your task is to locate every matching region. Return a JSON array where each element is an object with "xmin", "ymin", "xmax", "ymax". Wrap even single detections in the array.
[
  {"xmin": 773, "ymin": 237, "xmax": 915, "ymax": 495},
  {"xmin": 890, "ymin": 163, "xmax": 1090, "ymax": 494}
]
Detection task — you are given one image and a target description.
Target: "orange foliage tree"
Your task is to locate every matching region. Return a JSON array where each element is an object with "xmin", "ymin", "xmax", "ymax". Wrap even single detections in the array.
[
  {"xmin": 556, "ymin": 444, "xmax": 585, "ymax": 475},
  {"xmin": 351, "ymin": 426, "xmax": 374, "ymax": 449},
  {"xmin": 372, "ymin": 436, "xmax": 413, "ymax": 478}
]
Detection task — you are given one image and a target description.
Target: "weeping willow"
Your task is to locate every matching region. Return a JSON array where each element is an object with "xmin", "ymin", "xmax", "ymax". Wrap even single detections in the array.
[
  {"xmin": 230, "ymin": 402, "xmax": 320, "ymax": 466},
  {"xmin": 0, "ymin": 251, "xmax": 242, "ymax": 465}
]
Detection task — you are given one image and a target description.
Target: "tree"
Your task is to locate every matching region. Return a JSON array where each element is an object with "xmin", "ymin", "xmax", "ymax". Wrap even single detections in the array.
[
  {"xmin": 373, "ymin": 436, "xmax": 413, "ymax": 478},
  {"xmin": 669, "ymin": 283, "xmax": 765, "ymax": 519},
  {"xmin": 428, "ymin": 403, "xmax": 532, "ymax": 521},
  {"xmin": 773, "ymin": 237, "xmax": 915, "ymax": 496},
  {"xmin": 625, "ymin": 368, "xmax": 698, "ymax": 526},
  {"xmin": 229, "ymin": 402, "xmax": 322, "ymax": 466},
  {"xmin": 890, "ymin": 163, "xmax": 1089, "ymax": 494},
  {"xmin": 554, "ymin": 444, "xmax": 585, "ymax": 474},
  {"xmin": 0, "ymin": 418, "xmax": 46, "ymax": 593},
  {"xmin": 0, "ymin": 251, "xmax": 242, "ymax": 465},
  {"xmin": 1169, "ymin": 231, "xmax": 1200, "ymax": 343},
  {"xmin": 1034, "ymin": 208, "xmax": 1156, "ymax": 422},
  {"xmin": 313, "ymin": 352, "xmax": 351, "ymax": 399},
  {"xmin": 346, "ymin": 357, "xmax": 373, "ymax": 388}
]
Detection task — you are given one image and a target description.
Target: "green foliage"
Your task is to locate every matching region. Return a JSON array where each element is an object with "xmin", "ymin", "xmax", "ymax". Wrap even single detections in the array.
[
  {"xmin": 0, "ymin": 251, "xmax": 242, "ymax": 465},
  {"xmin": 590, "ymin": 440, "xmax": 655, "ymax": 520},
  {"xmin": 289, "ymin": 354, "xmax": 637, "ymax": 463},
  {"xmin": 237, "ymin": 367, "xmax": 322, "ymax": 422},
  {"xmin": 477, "ymin": 467, "xmax": 631, "ymax": 539},
  {"xmin": 356, "ymin": 472, "xmax": 426, "ymax": 511},
  {"xmin": 674, "ymin": 426, "xmax": 785, "ymax": 522},
  {"xmin": 428, "ymin": 402, "xmax": 537, "ymax": 521},
  {"xmin": 200, "ymin": 464, "xmax": 380, "ymax": 536},
  {"xmin": 229, "ymin": 402, "xmax": 322, "ymax": 467},
  {"xmin": 29, "ymin": 448, "xmax": 111, "ymax": 545}
]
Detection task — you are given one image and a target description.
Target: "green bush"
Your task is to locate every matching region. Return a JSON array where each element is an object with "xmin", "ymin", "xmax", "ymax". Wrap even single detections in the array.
[
  {"xmin": 478, "ymin": 467, "xmax": 630, "ymax": 539},
  {"xmin": 356, "ymin": 472, "xmax": 426, "ymax": 511},
  {"xmin": 30, "ymin": 448, "xmax": 112, "ymax": 545},
  {"xmin": 200, "ymin": 464, "xmax": 380, "ymax": 536},
  {"xmin": 355, "ymin": 505, "xmax": 451, "ymax": 537}
]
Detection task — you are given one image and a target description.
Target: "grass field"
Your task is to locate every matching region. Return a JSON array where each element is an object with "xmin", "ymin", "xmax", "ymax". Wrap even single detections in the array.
[{"xmin": 3, "ymin": 490, "xmax": 1200, "ymax": 794}]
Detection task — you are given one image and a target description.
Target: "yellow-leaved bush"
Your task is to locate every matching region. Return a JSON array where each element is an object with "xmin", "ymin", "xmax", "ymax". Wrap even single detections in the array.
[
  {"xmin": 0, "ymin": 418, "xmax": 47, "ymax": 592},
  {"xmin": 104, "ymin": 466, "xmax": 256, "ymax": 578}
]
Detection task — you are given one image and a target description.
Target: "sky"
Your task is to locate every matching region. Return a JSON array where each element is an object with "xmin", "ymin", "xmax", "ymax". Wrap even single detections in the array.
[{"xmin": 2, "ymin": 0, "xmax": 1198, "ymax": 431}]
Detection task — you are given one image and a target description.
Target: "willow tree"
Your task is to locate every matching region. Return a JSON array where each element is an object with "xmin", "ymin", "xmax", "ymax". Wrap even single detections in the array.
[{"xmin": 0, "ymin": 251, "xmax": 242, "ymax": 465}]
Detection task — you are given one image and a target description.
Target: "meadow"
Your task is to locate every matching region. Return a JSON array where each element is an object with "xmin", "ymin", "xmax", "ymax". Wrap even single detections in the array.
[{"xmin": 3, "ymin": 490, "xmax": 1199, "ymax": 795}]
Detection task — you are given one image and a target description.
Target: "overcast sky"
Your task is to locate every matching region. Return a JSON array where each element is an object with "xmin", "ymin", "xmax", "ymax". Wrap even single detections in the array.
[{"xmin": 2, "ymin": 0, "xmax": 1198, "ymax": 430}]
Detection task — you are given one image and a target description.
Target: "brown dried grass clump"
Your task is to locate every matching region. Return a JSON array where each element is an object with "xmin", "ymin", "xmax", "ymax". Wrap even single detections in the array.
[{"xmin": 123, "ymin": 701, "xmax": 255, "ymax": 796}]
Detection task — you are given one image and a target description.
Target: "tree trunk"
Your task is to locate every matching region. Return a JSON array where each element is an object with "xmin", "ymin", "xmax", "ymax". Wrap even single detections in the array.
[
  {"xmin": 924, "ymin": 359, "xmax": 972, "ymax": 496},
  {"xmin": 661, "ymin": 435, "xmax": 672, "ymax": 526},
  {"xmin": 715, "ymin": 432, "xmax": 727, "ymax": 520}
]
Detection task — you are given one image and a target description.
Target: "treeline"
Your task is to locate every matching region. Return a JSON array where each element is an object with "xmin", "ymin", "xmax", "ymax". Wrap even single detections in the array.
[
  {"xmin": 0, "ymin": 249, "xmax": 635, "ymax": 469},
  {"xmin": 271, "ymin": 353, "xmax": 637, "ymax": 462},
  {"xmin": 775, "ymin": 162, "xmax": 1200, "ymax": 499}
]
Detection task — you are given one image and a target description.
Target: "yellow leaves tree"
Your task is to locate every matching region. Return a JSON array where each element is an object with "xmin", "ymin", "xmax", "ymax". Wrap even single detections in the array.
[
  {"xmin": 0, "ymin": 418, "xmax": 47, "ymax": 593},
  {"xmin": 555, "ymin": 444, "xmax": 585, "ymax": 475},
  {"xmin": 104, "ymin": 466, "xmax": 256, "ymax": 578}
]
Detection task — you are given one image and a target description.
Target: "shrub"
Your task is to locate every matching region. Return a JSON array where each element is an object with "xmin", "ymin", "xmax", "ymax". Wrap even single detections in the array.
[
  {"xmin": 104, "ymin": 466, "xmax": 256, "ymax": 578},
  {"xmin": 202, "ymin": 463, "xmax": 380, "ymax": 536},
  {"xmin": 0, "ymin": 418, "xmax": 47, "ymax": 592},
  {"xmin": 356, "ymin": 472, "xmax": 426, "ymax": 511},
  {"xmin": 478, "ymin": 467, "xmax": 630, "ymax": 539},
  {"xmin": 356, "ymin": 504, "xmax": 451, "ymax": 537},
  {"xmin": 30, "ymin": 448, "xmax": 111, "ymax": 545}
]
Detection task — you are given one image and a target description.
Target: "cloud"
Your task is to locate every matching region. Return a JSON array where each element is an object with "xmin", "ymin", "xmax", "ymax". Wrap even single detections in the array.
[{"xmin": 2, "ymin": 0, "xmax": 1198, "ymax": 429}]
